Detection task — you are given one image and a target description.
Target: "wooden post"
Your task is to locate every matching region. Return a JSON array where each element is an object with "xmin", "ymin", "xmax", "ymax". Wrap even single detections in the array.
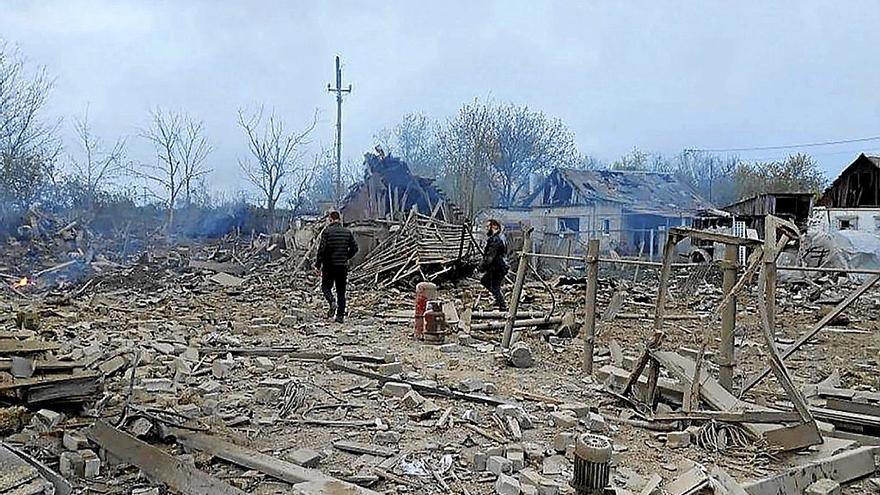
[
  {"xmin": 719, "ymin": 244, "xmax": 737, "ymax": 391},
  {"xmin": 644, "ymin": 234, "xmax": 679, "ymax": 404},
  {"xmin": 763, "ymin": 218, "xmax": 777, "ymax": 334},
  {"xmin": 502, "ymin": 227, "xmax": 533, "ymax": 349},
  {"xmin": 621, "ymin": 233, "xmax": 678, "ymax": 399},
  {"xmin": 582, "ymin": 239, "xmax": 600, "ymax": 373}
]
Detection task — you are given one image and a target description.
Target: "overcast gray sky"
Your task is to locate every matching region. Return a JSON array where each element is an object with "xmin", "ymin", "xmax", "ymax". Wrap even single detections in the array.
[{"xmin": 4, "ymin": 0, "xmax": 880, "ymax": 194}]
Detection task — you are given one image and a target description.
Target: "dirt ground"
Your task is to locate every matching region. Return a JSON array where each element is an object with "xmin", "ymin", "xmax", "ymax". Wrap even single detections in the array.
[{"xmin": 2, "ymin": 254, "xmax": 879, "ymax": 494}]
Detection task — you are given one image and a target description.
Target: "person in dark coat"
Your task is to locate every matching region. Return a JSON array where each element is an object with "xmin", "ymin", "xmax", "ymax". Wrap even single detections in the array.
[
  {"xmin": 479, "ymin": 219, "xmax": 509, "ymax": 311},
  {"xmin": 315, "ymin": 211, "xmax": 358, "ymax": 323}
]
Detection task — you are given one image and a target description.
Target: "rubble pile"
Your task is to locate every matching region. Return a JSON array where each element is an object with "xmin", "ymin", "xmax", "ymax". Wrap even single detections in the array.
[
  {"xmin": 0, "ymin": 226, "xmax": 878, "ymax": 494},
  {"xmin": 351, "ymin": 213, "xmax": 481, "ymax": 288}
]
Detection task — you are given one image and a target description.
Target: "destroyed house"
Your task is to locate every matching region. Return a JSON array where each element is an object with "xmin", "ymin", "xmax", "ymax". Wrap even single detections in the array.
[
  {"xmin": 524, "ymin": 168, "xmax": 714, "ymax": 257},
  {"xmin": 815, "ymin": 153, "xmax": 880, "ymax": 233},
  {"xmin": 340, "ymin": 152, "xmax": 464, "ymax": 223},
  {"xmin": 723, "ymin": 192, "xmax": 814, "ymax": 236}
]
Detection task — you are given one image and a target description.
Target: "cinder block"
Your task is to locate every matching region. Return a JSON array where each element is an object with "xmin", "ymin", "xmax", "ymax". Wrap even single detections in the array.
[
  {"xmin": 666, "ymin": 430, "xmax": 691, "ymax": 449},
  {"xmin": 402, "ymin": 390, "xmax": 426, "ymax": 408},
  {"xmin": 495, "ymin": 473, "xmax": 521, "ymax": 495},
  {"xmin": 549, "ymin": 411, "xmax": 578, "ymax": 429},
  {"xmin": 487, "ymin": 455, "xmax": 513, "ymax": 475},
  {"xmin": 63, "ymin": 431, "xmax": 89, "ymax": 451}
]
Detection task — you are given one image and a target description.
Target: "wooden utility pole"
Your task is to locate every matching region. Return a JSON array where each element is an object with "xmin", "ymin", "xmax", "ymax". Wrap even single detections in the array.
[
  {"xmin": 719, "ymin": 244, "xmax": 738, "ymax": 391},
  {"xmin": 582, "ymin": 239, "xmax": 600, "ymax": 373},
  {"xmin": 327, "ymin": 55, "xmax": 352, "ymax": 207}
]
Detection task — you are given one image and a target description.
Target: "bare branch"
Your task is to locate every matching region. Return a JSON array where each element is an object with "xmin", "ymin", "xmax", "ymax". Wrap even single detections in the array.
[{"xmin": 238, "ymin": 106, "xmax": 317, "ymax": 231}]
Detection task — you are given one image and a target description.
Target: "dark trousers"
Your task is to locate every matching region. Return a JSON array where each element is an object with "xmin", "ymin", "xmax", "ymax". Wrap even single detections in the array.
[
  {"xmin": 321, "ymin": 266, "xmax": 347, "ymax": 317},
  {"xmin": 480, "ymin": 269, "xmax": 506, "ymax": 309}
]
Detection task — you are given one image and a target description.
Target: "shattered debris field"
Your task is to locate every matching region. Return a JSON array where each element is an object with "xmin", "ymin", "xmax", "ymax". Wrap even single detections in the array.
[{"xmin": 1, "ymin": 229, "xmax": 879, "ymax": 495}]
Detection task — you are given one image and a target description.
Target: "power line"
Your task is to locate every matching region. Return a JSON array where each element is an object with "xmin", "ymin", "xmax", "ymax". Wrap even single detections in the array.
[{"xmin": 688, "ymin": 135, "xmax": 880, "ymax": 153}]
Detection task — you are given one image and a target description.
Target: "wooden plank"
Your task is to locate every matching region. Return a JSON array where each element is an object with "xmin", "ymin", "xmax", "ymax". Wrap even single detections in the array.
[
  {"xmin": 754, "ymin": 238, "xmax": 822, "ymax": 450},
  {"xmin": 653, "ymin": 410, "xmax": 803, "ymax": 424},
  {"xmin": 0, "ymin": 371, "xmax": 100, "ymax": 392},
  {"xmin": 87, "ymin": 421, "xmax": 247, "ymax": 495},
  {"xmin": 743, "ymin": 446, "xmax": 877, "ymax": 495},
  {"xmin": 652, "ymin": 351, "xmax": 772, "ymax": 439},
  {"xmin": 719, "ymin": 245, "xmax": 738, "ymax": 391},
  {"xmin": 669, "ymin": 227, "xmax": 762, "ymax": 246},
  {"xmin": 332, "ymin": 441, "xmax": 397, "ymax": 457},
  {"xmin": 26, "ymin": 374, "xmax": 101, "ymax": 404},
  {"xmin": 810, "ymin": 406, "xmax": 880, "ymax": 429},
  {"xmin": 825, "ymin": 398, "xmax": 880, "ymax": 419},
  {"xmin": 0, "ymin": 359, "xmax": 83, "ymax": 372},
  {"xmin": 172, "ymin": 430, "xmax": 380, "ymax": 494},
  {"xmin": 0, "ymin": 340, "xmax": 59, "ymax": 354}
]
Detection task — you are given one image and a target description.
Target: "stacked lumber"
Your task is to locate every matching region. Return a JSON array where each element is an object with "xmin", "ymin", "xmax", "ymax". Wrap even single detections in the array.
[
  {"xmin": 350, "ymin": 213, "xmax": 480, "ymax": 287},
  {"xmin": 0, "ymin": 337, "xmax": 100, "ymax": 406}
]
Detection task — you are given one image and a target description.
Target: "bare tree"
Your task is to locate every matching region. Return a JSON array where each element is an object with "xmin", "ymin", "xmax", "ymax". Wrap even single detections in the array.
[
  {"xmin": 0, "ymin": 42, "xmax": 60, "ymax": 211},
  {"xmin": 284, "ymin": 151, "xmax": 323, "ymax": 218},
  {"xmin": 139, "ymin": 108, "xmax": 184, "ymax": 229},
  {"xmin": 0, "ymin": 43, "xmax": 58, "ymax": 161},
  {"xmin": 375, "ymin": 113, "xmax": 441, "ymax": 178},
  {"xmin": 437, "ymin": 100, "xmax": 500, "ymax": 217},
  {"xmin": 494, "ymin": 103, "xmax": 578, "ymax": 206},
  {"xmin": 137, "ymin": 108, "xmax": 212, "ymax": 229},
  {"xmin": 69, "ymin": 106, "xmax": 127, "ymax": 211},
  {"xmin": 238, "ymin": 107, "xmax": 317, "ymax": 232},
  {"xmin": 178, "ymin": 117, "xmax": 212, "ymax": 207}
]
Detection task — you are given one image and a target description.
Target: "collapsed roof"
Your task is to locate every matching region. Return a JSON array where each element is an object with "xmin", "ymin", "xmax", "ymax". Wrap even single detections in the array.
[
  {"xmin": 529, "ymin": 168, "xmax": 714, "ymax": 216},
  {"xmin": 340, "ymin": 153, "xmax": 464, "ymax": 223}
]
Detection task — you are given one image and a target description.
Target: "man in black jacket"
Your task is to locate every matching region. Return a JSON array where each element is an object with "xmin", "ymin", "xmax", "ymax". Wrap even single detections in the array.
[
  {"xmin": 479, "ymin": 219, "xmax": 509, "ymax": 311},
  {"xmin": 315, "ymin": 211, "xmax": 358, "ymax": 323}
]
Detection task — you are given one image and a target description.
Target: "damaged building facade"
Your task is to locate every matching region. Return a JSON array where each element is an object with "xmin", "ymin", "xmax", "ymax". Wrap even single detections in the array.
[
  {"xmin": 486, "ymin": 168, "xmax": 714, "ymax": 259},
  {"xmin": 815, "ymin": 153, "xmax": 880, "ymax": 233}
]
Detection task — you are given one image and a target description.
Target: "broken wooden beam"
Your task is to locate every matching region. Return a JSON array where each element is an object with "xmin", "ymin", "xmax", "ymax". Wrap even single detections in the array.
[
  {"xmin": 87, "ymin": 420, "xmax": 247, "ymax": 495},
  {"xmin": 172, "ymin": 429, "xmax": 381, "ymax": 494},
  {"xmin": 470, "ymin": 310, "xmax": 544, "ymax": 320},
  {"xmin": 332, "ymin": 441, "xmax": 397, "ymax": 458},
  {"xmin": 0, "ymin": 339, "xmax": 59, "ymax": 354},
  {"xmin": 0, "ymin": 371, "xmax": 101, "ymax": 404},
  {"xmin": 742, "ymin": 446, "xmax": 878, "ymax": 495},
  {"xmin": 469, "ymin": 316, "xmax": 562, "ymax": 331},
  {"xmin": 326, "ymin": 356, "xmax": 506, "ymax": 406},
  {"xmin": 0, "ymin": 358, "xmax": 83, "ymax": 373},
  {"xmin": 652, "ymin": 410, "xmax": 803, "ymax": 424}
]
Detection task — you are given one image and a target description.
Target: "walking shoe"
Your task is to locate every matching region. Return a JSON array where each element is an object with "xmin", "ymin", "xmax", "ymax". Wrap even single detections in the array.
[
  {"xmin": 327, "ymin": 300, "xmax": 337, "ymax": 318},
  {"xmin": 335, "ymin": 315, "xmax": 344, "ymax": 323}
]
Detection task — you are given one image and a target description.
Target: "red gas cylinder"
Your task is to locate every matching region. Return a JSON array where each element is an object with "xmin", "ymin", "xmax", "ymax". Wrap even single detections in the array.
[{"xmin": 414, "ymin": 282, "xmax": 438, "ymax": 338}]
